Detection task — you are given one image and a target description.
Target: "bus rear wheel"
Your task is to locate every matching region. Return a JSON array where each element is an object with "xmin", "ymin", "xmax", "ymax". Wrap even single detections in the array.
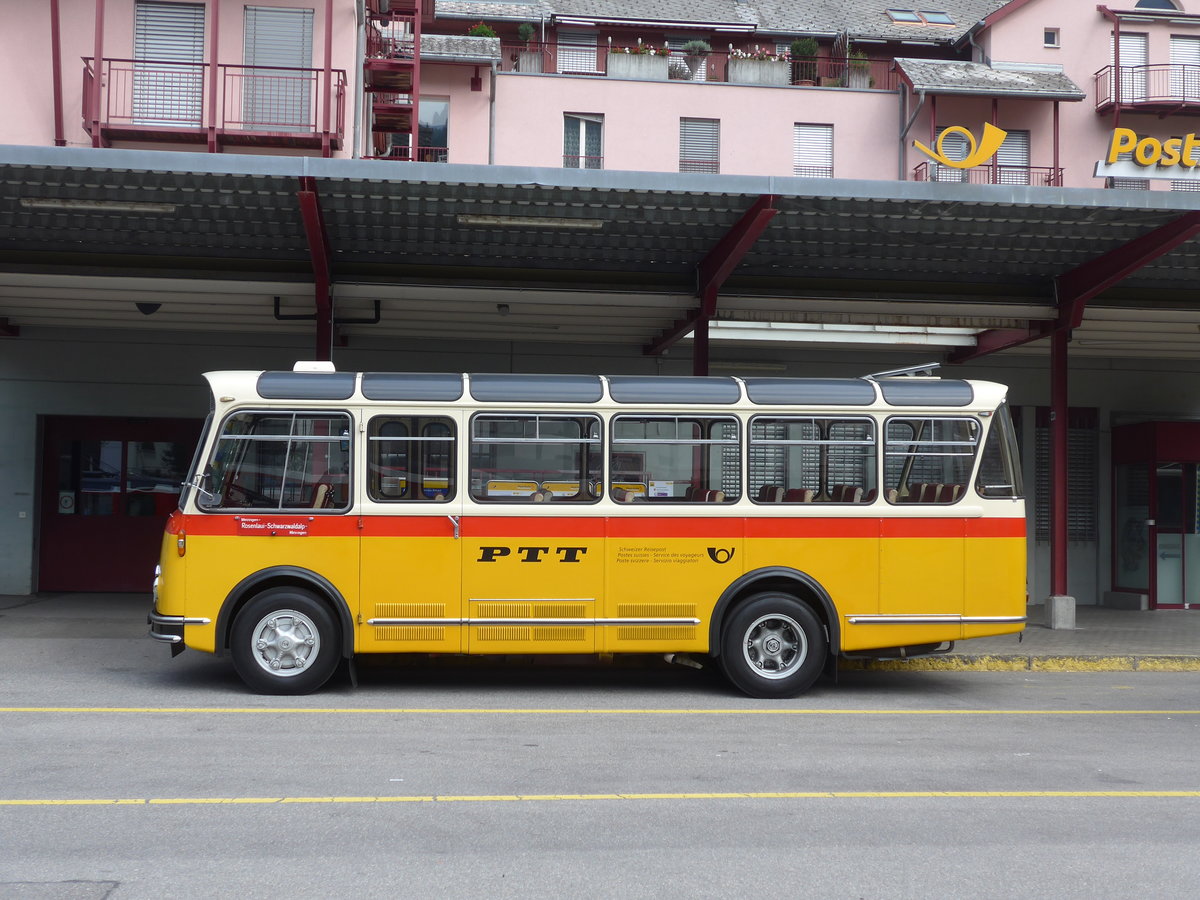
[
  {"xmin": 720, "ymin": 593, "xmax": 827, "ymax": 699},
  {"xmin": 230, "ymin": 588, "xmax": 340, "ymax": 695}
]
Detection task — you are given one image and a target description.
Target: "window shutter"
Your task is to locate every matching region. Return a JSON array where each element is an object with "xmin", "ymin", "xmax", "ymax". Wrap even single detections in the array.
[
  {"xmin": 932, "ymin": 126, "xmax": 969, "ymax": 182},
  {"xmin": 667, "ymin": 38, "xmax": 707, "ymax": 81},
  {"xmin": 1034, "ymin": 408, "xmax": 1098, "ymax": 542},
  {"xmin": 1170, "ymin": 35, "xmax": 1200, "ymax": 99},
  {"xmin": 679, "ymin": 118, "xmax": 719, "ymax": 173},
  {"xmin": 792, "ymin": 124, "xmax": 833, "ymax": 177},
  {"xmin": 1113, "ymin": 32, "xmax": 1148, "ymax": 100},
  {"xmin": 244, "ymin": 6, "xmax": 314, "ymax": 130},
  {"xmin": 994, "ymin": 130, "xmax": 1030, "ymax": 184},
  {"xmin": 558, "ymin": 31, "xmax": 598, "ymax": 73},
  {"xmin": 133, "ymin": 1, "xmax": 205, "ymax": 125}
]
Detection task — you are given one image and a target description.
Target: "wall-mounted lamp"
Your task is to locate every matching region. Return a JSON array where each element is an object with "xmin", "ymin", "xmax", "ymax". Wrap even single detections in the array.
[
  {"xmin": 135, "ymin": 302, "xmax": 161, "ymax": 316},
  {"xmin": 497, "ymin": 303, "xmax": 510, "ymax": 316}
]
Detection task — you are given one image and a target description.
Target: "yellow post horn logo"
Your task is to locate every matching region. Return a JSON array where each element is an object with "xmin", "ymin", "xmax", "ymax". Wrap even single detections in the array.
[{"xmin": 913, "ymin": 123, "xmax": 1008, "ymax": 169}]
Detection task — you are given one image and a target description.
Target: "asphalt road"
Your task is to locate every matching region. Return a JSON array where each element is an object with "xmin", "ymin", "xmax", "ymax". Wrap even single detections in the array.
[{"xmin": 2, "ymin": 629, "xmax": 1199, "ymax": 898}]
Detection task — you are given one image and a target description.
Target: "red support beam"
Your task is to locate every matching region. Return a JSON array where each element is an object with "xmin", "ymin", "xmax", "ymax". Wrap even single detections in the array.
[
  {"xmin": 0, "ymin": 318, "xmax": 20, "ymax": 338},
  {"xmin": 90, "ymin": 0, "xmax": 105, "ymax": 148},
  {"xmin": 297, "ymin": 176, "xmax": 334, "ymax": 360},
  {"xmin": 1050, "ymin": 328, "xmax": 1070, "ymax": 597},
  {"xmin": 644, "ymin": 194, "xmax": 778, "ymax": 361},
  {"xmin": 1056, "ymin": 210, "xmax": 1200, "ymax": 330},
  {"xmin": 946, "ymin": 324, "xmax": 1049, "ymax": 364}
]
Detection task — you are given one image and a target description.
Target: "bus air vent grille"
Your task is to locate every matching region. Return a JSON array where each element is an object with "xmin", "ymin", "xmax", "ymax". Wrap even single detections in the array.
[
  {"xmin": 477, "ymin": 626, "xmax": 530, "ymax": 641},
  {"xmin": 375, "ymin": 602, "xmax": 446, "ymax": 618},
  {"xmin": 532, "ymin": 627, "xmax": 587, "ymax": 642},
  {"xmin": 617, "ymin": 604, "xmax": 697, "ymax": 618}
]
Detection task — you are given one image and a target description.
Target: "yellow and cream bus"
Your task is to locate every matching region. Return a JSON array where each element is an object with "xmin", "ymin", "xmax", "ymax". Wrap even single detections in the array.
[{"xmin": 149, "ymin": 362, "xmax": 1026, "ymax": 697}]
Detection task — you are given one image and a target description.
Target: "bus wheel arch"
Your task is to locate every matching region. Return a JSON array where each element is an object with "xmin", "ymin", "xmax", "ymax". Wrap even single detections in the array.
[
  {"xmin": 718, "ymin": 592, "xmax": 828, "ymax": 698},
  {"xmin": 217, "ymin": 566, "xmax": 354, "ymax": 660},
  {"xmin": 710, "ymin": 568, "xmax": 838, "ymax": 658}
]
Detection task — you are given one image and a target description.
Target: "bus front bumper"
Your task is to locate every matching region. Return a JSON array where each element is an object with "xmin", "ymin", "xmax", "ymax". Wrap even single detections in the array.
[{"xmin": 148, "ymin": 608, "xmax": 211, "ymax": 657}]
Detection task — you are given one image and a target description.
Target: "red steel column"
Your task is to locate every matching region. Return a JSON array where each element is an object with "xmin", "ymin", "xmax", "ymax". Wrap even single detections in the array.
[
  {"xmin": 90, "ymin": 0, "xmax": 105, "ymax": 147},
  {"xmin": 692, "ymin": 316, "xmax": 710, "ymax": 377},
  {"xmin": 207, "ymin": 0, "xmax": 219, "ymax": 152},
  {"xmin": 1050, "ymin": 327, "xmax": 1070, "ymax": 597},
  {"xmin": 322, "ymin": 0, "xmax": 333, "ymax": 156}
]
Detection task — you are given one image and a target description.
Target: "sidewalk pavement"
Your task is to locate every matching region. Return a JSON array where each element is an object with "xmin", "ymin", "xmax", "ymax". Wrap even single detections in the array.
[{"xmin": 3, "ymin": 593, "xmax": 1199, "ymax": 672}]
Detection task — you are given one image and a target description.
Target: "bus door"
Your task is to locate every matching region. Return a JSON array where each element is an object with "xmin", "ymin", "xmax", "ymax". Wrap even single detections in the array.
[
  {"xmin": 358, "ymin": 413, "xmax": 463, "ymax": 653},
  {"xmin": 604, "ymin": 414, "xmax": 743, "ymax": 655},
  {"xmin": 877, "ymin": 416, "xmax": 978, "ymax": 645},
  {"xmin": 460, "ymin": 412, "xmax": 605, "ymax": 654}
]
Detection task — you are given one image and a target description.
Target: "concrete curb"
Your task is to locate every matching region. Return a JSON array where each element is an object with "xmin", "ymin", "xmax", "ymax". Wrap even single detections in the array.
[{"xmin": 840, "ymin": 655, "xmax": 1200, "ymax": 672}]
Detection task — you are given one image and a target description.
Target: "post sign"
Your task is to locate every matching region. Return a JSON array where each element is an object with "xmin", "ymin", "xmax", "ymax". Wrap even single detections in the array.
[{"xmin": 1094, "ymin": 127, "xmax": 1200, "ymax": 181}]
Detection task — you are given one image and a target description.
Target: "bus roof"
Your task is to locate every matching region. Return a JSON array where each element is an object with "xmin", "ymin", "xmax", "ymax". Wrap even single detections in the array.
[{"xmin": 203, "ymin": 368, "xmax": 1010, "ymax": 411}]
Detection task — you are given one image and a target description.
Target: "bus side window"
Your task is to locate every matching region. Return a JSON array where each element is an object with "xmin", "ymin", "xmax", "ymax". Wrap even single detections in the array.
[
  {"xmin": 749, "ymin": 416, "xmax": 875, "ymax": 504},
  {"xmin": 610, "ymin": 416, "xmax": 740, "ymax": 503},
  {"xmin": 199, "ymin": 410, "xmax": 352, "ymax": 512},
  {"xmin": 367, "ymin": 415, "xmax": 456, "ymax": 503},
  {"xmin": 884, "ymin": 417, "xmax": 979, "ymax": 504},
  {"xmin": 469, "ymin": 414, "xmax": 601, "ymax": 504}
]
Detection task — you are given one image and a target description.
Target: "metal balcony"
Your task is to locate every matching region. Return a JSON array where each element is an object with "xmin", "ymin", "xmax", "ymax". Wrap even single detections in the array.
[
  {"xmin": 82, "ymin": 58, "xmax": 346, "ymax": 153},
  {"xmin": 913, "ymin": 162, "xmax": 1064, "ymax": 187},
  {"xmin": 1095, "ymin": 64, "xmax": 1200, "ymax": 117}
]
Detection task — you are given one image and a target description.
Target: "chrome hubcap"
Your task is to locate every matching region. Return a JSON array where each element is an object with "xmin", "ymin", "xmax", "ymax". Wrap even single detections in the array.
[
  {"xmin": 249, "ymin": 609, "xmax": 319, "ymax": 677},
  {"xmin": 742, "ymin": 613, "xmax": 806, "ymax": 680}
]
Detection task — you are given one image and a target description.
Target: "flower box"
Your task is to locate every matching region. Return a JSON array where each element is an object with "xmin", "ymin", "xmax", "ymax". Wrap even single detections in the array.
[
  {"xmin": 728, "ymin": 59, "xmax": 790, "ymax": 86},
  {"xmin": 607, "ymin": 53, "xmax": 669, "ymax": 81}
]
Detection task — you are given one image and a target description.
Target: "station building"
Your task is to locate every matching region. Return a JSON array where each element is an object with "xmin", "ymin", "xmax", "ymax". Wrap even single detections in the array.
[{"xmin": 4, "ymin": 0, "xmax": 1200, "ymax": 618}]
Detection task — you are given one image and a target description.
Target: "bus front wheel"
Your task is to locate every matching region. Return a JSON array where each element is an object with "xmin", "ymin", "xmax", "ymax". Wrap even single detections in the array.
[
  {"xmin": 230, "ymin": 588, "xmax": 341, "ymax": 695},
  {"xmin": 720, "ymin": 593, "xmax": 827, "ymax": 699}
]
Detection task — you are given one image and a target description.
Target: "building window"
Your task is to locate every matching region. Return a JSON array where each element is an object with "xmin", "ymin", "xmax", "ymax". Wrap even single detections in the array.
[
  {"xmin": 1034, "ymin": 408, "xmax": 1098, "ymax": 542},
  {"xmin": 1044, "ymin": 28, "xmax": 1060, "ymax": 48},
  {"xmin": 1172, "ymin": 179, "xmax": 1200, "ymax": 191},
  {"xmin": 793, "ymin": 124, "xmax": 833, "ymax": 177},
  {"xmin": 133, "ymin": 1, "xmax": 206, "ymax": 125},
  {"xmin": 1135, "ymin": 0, "xmax": 1180, "ymax": 9},
  {"xmin": 886, "ymin": 9, "xmax": 923, "ymax": 23},
  {"xmin": 667, "ymin": 38, "xmax": 708, "ymax": 81},
  {"xmin": 244, "ymin": 6, "xmax": 315, "ymax": 131},
  {"xmin": 679, "ymin": 118, "xmax": 719, "ymax": 173},
  {"xmin": 418, "ymin": 99, "xmax": 449, "ymax": 161},
  {"xmin": 564, "ymin": 114, "xmax": 603, "ymax": 169},
  {"xmin": 558, "ymin": 30, "xmax": 598, "ymax": 74},
  {"xmin": 1169, "ymin": 36, "xmax": 1200, "ymax": 100}
]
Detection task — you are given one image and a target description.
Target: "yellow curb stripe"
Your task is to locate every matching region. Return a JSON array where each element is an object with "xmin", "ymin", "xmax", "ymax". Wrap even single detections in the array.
[
  {"xmin": 2, "ymin": 707, "xmax": 1200, "ymax": 715},
  {"xmin": 4, "ymin": 791, "xmax": 1200, "ymax": 807},
  {"xmin": 842, "ymin": 655, "xmax": 1200, "ymax": 672}
]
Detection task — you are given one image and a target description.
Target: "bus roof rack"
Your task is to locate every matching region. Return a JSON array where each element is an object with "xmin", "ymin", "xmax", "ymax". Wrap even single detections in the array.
[{"xmin": 863, "ymin": 362, "xmax": 940, "ymax": 380}]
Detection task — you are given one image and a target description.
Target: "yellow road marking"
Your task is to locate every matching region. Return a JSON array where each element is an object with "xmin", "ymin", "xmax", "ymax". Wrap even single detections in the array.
[
  {"xmin": 4, "ymin": 791, "xmax": 1200, "ymax": 807},
  {"xmin": 2, "ymin": 707, "xmax": 1200, "ymax": 715}
]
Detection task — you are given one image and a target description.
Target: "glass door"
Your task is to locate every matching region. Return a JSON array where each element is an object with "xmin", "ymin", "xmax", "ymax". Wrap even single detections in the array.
[{"xmin": 1152, "ymin": 462, "xmax": 1200, "ymax": 609}]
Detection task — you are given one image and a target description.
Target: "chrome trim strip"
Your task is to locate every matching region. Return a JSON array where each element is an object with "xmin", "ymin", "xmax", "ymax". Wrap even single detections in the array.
[
  {"xmin": 845, "ymin": 614, "xmax": 1027, "ymax": 625},
  {"xmin": 149, "ymin": 611, "xmax": 211, "ymax": 626},
  {"xmin": 148, "ymin": 630, "xmax": 183, "ymax": 644},
  {"xmin": 367, "ymin": 617, "xmax": 701, "ymax": 627},
  {"xmin": 469, "ymin": 598, "xmax": 596, "ymax": 604}
]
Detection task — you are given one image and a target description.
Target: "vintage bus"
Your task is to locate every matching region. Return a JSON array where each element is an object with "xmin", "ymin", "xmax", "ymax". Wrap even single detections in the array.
[{"xmin": 148, "ymin": 362, "xmax": 1026, "ymax": 697}]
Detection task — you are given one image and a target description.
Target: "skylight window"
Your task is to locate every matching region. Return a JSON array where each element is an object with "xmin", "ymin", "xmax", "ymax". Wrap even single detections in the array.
[
  {"xmin": 886, "ymin": 9, "xmax": 955, "ymax": 25},
  {"xmin": 920, "ymin": 11, "xmax": 955, "ymax": 25}
]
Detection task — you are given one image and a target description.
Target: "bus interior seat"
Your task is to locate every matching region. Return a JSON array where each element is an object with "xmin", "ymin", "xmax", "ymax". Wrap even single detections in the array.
[
  {"xmin": 756, "ymin": 485, "xmax": 784, "ymax": 503},
  {"xmin": 311, "ymin": 482, "xmax": 333, "ymax": 508},
  {"xmin": 783, "ymin": 488, "xmax": 814, "ymax": 503}
]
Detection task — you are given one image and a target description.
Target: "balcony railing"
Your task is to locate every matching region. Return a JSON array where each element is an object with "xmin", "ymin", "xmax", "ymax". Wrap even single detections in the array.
[
  {"xmin": 83, "ymin": 57, "xmax": 346, "ymax": 151},
  {"xmin": 913, "ymin": 161, "xmax": 1064, "ymax": 187},
  {"xmin": 366, "ymin": 145, "xmax": 448, "ymax": 162},
  {"xmin": 1094, "ymin": 64, "xmax": 1200, "ymax": 115},
  {"xmin": 366, "ymin": 10, "xmax": 419, "ymax": 60},
  {"xmin": 496, "ymin": 42, "xmax": 897, "ymax": 90}
]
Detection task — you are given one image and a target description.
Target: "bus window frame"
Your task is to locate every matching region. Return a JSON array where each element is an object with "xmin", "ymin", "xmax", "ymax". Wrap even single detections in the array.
[
  {"xmin": 366, "ymin": 413, "xmax": 458, "ymax": 503},
  {"xmin": 197, "ymin": 408, "xmax": 354, "ymax": 514},
  {"xmin": 882, "ymin": 414, "xmax": 980, "ymax": 505},
  {"xmin": 747, "ymin": 414, "xmax": 877, "ymax": 504},
  {"xmin": 609, "ymin": 413, "xmax": 741, "ymax": 503},
  {"xmin": 467, "ymin": 411, "xmax": 603, "ymax": 504}
]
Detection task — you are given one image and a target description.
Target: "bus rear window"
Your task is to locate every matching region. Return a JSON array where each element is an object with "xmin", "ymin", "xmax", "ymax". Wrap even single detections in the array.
[
  {"xmin": 199, "ymin": 411, "xmax": 352, "ymax": 512},
  {"xmin": 884, "ymin": 416, "xmax": 979, "ymax": 504}
]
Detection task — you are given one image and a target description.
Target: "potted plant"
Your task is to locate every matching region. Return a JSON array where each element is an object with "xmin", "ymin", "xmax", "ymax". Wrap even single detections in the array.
[
  {"xmin": 681, "ymin": 39, "xmax": 711, "ymax": 80},
  {"xmin": 515, "ymin": 22, "xmax": 542, "ymax": 72},
  {"xmin": 607, "ymin": 39, "xmax": 671, "ymax": 81},
  {"xmin": 467, "ymin": 21, "xmax": 497, "ymax": 37},
  {"xmin": 728, "ymin": 46, "xmax": 791, "ymax": 86},
  {"xmin": 790, "ymin": 37, "xmax": 818, "ymax": 85},
  {"xmin": 847, "ymin": 48, "xmax": 871, "ymax": 88}
]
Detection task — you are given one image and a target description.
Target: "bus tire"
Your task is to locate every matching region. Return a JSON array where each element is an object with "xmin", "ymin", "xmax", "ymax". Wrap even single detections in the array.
[
  {"xmin": 720, "ymin": 593, "xmax": 827, "ymax": 699},
  {"xmin": 230, "ymin": 588, "xmax": 341, "ymax": 695}
]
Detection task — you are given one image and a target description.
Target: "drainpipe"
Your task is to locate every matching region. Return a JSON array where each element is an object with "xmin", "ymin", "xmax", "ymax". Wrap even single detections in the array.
[
  {"xmin": 1100, "ymin": 6, "xmax": 1121, "ymax": 132},
  {"xmin": 898, "ymin": 83, "xmax": 926, "ymax": 180},
  {"xmin": 352, "ymin": 0, "xmax": 365, "ymax": 158},
  {"xmin": 50, "ymin": 0, "xmax": 66, "ymax": 145},
  {"xmin": 207, "ymin": 0, "xmax": 219, "ymax": 153},
  {"xmin": 322, "ymin": 0, "xmax": 333, "ymax": 157},
  {"xmin": 489, "ymin": 61, "xmax": 497, "ymax": 164}
]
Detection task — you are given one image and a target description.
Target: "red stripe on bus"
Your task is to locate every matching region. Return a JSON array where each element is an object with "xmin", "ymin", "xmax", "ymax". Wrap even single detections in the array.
[{"xmin": 176, "ymin": 513, "xmax": 1025, "ymax": 541}]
